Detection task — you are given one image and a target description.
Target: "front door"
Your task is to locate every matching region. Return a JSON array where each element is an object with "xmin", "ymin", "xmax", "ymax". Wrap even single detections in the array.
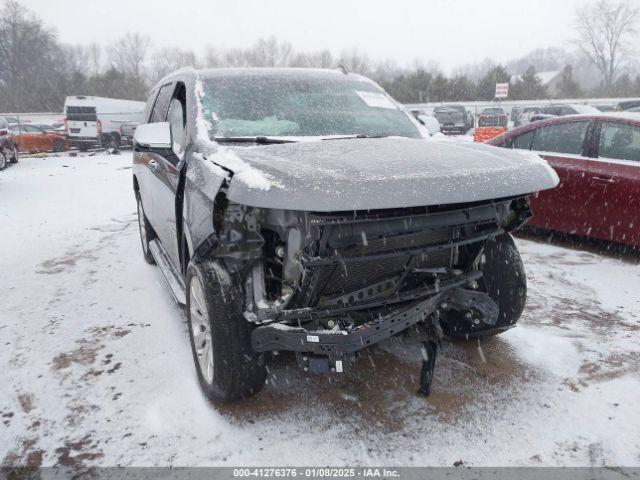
[
  {"xmin": 523, "ymin": 119, "xmax": 594, "ymax": 236},
  {"xmin": 149, "ymin": 82, "xmax": 188, "ymax": 272},
  {"xmin": 138, "ymin": 83, "xmax": 175, "ymax": 247}
]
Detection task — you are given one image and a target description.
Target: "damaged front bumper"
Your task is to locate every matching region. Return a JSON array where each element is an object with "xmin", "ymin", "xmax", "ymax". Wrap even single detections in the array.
[
  {"xmin": 251, "ymin": 271, "xmax": 499, "ymax": 374},
  {"xmin": 203, "ymin": 195, "xmax": 530, "ymax": 380}
]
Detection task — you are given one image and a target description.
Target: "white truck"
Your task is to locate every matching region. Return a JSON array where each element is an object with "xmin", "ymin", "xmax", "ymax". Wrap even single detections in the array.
[{"xmin": 64, "ymin": 96, "xmax": 145, "ymax": 150}]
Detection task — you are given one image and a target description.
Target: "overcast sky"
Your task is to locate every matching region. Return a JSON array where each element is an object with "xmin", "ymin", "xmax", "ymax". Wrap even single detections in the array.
[{"xmin": 21, "ymin": 0, "xmax": 584, "ymax": 72}]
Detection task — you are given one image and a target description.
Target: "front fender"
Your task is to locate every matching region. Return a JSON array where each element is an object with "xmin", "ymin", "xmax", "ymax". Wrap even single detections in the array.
[{"xmin": 183, "ymin": 153, "xmax": 229, "ymax": 260}]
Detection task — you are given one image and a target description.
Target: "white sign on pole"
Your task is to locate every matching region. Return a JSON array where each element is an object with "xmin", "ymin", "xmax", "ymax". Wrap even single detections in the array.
[{"xmin": 495, "ymin": 83, "xmax": 509, "ymax": 99}]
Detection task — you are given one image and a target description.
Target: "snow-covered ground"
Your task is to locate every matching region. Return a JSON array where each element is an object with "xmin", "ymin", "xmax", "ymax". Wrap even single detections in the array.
[{"xmin": 1, "ymin": 152, "xmax": 639, "ymax": 469}]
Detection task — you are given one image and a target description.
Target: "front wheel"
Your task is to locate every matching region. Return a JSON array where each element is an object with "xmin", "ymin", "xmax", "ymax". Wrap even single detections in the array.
[
  {"xmin": 52, "ymin": 139, "xmax": 64, "ymax": 152},
  {"xmin": 444, "ymin": 233, "xmax": 527, "ymax": 340},
  {"xmin": 0, "ymin": 150, "xmax": 6, "ymax": 170},
  {"xmin": 10, "ymin": 144, "xmax": 18, "ymax": 163},
  {"xmin": 186, "ymin": 260, "xmax": 266, "ymax": 403}
]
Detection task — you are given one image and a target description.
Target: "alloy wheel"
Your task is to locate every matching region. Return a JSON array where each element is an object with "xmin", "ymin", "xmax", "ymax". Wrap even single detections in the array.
[{"xmin": 189, "ymin": 278, "xmax": 214, "ymax": 384}]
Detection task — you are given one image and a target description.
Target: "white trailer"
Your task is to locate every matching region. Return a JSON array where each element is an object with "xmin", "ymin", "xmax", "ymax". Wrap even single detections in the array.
[{"xmin": 63, "ymin": 96, "xmax": 145, "ymax": 150}]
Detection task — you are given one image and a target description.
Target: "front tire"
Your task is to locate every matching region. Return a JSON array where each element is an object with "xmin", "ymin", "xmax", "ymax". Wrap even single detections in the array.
[
  {"xmin": 186, "ymin": 260, "xmax": 266, "ymax": 403},
  {"xmin": 136, "ymin": 194, "xmax": 156, "ymax": 264},
  {"xmin": 0, "ymin": 150, "xmax": 6, "ymax": 170},
  {"xmin": 52, "ymin": 139, "xmax": 64, "ymax": 152},
  {"xmin": 444, "ymin": 233, "xmax": 527, "ymax": 340},
  {"xmin": 10, "ymin": 144, "xmax": 18, "ymax": 163}
]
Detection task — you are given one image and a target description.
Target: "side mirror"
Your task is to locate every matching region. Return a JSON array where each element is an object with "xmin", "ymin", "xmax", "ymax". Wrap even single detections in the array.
[{"xmin": 134, "ymin": 122, "xmax": 171, "ymax": 150}]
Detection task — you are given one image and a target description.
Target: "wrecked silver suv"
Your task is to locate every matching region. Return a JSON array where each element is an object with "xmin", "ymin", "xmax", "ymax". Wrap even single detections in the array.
[{"xmin": 132, "ymin": 67, "xmax": 558, "ymax": 403}]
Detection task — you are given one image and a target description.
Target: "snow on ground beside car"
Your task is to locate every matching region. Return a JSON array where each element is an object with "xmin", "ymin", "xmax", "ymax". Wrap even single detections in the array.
[{"xmin": 0, "ymin": 152, "xmax": 639, "ymax": 469}]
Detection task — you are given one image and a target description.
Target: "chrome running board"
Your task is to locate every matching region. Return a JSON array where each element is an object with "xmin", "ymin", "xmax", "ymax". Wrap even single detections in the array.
[{"xmin": 148, "ymin": 239, "xmax": 186, "ymax": 305}]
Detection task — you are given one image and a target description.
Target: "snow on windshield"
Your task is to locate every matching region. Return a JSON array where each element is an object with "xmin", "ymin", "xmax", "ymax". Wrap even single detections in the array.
[
  {"xmin": 194, "ymin": 78, "xmax": 281, "ymax": 191},
  {"xmin": 195, "ymin": 73, "xmax": 421, "ymax": 139}
]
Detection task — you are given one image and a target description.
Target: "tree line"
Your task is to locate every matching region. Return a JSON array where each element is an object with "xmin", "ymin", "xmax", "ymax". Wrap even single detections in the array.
[{"xmin": 0, "ymin": 0, "xmax": 639, "ymax": 112}]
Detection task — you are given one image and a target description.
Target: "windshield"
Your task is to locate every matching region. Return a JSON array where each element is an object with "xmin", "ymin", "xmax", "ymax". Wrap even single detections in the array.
[
  {"xmin": 198, "ymin": 74, "xmax": 421, "ymax": 139},
  {"xmin": 483, "ymin": 108, "xmax": 503, "ymax": 115}
]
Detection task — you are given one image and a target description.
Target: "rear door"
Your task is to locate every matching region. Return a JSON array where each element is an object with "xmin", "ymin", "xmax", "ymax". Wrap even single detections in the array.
[
  {"xmin": 590, "ymin": 120, "xmax": 640, "ymax": 245},
  {"xmin": 66, "ymin": 105, "xmax": 98, "ymax": 139},
  {"xmin": 515, "ymin": 119, "xmax": 594, "ymax": 236}
]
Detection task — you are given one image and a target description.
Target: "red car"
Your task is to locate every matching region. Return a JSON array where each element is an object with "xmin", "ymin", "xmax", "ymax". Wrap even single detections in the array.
[
  {"xmin": 0, "ymin": 116, "xmax": 19, "ymax": 170},
  {"xmin": 487, "ymin": 113, "xmax": 640, "ymax": 247},
  {"xmin": 478, "ymin": 107, "xmax": 508, "ymax": 128}
]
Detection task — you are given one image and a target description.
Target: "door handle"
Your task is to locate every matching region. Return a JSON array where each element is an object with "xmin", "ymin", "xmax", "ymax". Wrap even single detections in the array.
[
  {"xmin": 592, "ymin": 176, "xmax": 614, "ymax": 184},
  {"xmin": 148, "ymin": 159, "xmax": 158, "ymax": 170}
]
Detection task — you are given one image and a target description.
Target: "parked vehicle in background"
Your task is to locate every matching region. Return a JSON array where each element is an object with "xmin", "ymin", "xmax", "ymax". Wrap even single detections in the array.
[
  {"xmin": 616, "ymin": 100, "xmax": 640, "ymax": 111},
  {"xmin": 595, "ymin": 104, "xmax": 616, "ymax": 112},
  {"xmin": 515, "ymin": 106, "xmax": 542, "ymax": 126},
  {"xmin": 0, "ymin": 116, "xmax": 19, "ymax": 170},
  {"xmin": 529, "ymin": 104, "xmax": 600, "ymax": 123},
  {"xmin": 118, "ymin": 120, "xmax": 141, "ymax": 145},
  {"xmin": 627, "ymin": 106, "xmax": 640, "ymax": 113},
  {"xmin": 64, "ymin": 96, "xmax": 145, "ymax": 151},
  {"xmin": 2, "ymin": 116, "xmax": 20, "ymax": 124},
  {"xmin": 432, "ymin": 105, "xmax": 473, "ymax": 134},
  {"xmin": 478, "ymin": 107, "xmax": 508, "ymax": 128},
  {"xmin": 10, "ymin": 124, "xmax": 68, "ymax": 153},
  {"xmin": 487, "ymin": 113, "xmax": 640, "ymax": 247},
  {"xmin": 133, "ymin": 67, "xmax": 558, "ymax": 403}
]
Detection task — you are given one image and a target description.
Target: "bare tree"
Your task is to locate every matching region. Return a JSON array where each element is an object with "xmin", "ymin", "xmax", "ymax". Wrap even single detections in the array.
[
  {"xmin": 86, "ymin": 42, "xmax": 102, "ymax": 77},
  {"xmin": 149, "ymin": 46, "xmax": 198, "ymax": 83},
  {"xmin": 575, "ymin": 0, "xmax": 640, "ymax": 92},
  {"xmin": 107, "ymin": 32, "xmax": 150, "ymax": 78},
  {"xmin": 0, "ymin": 0, "xmax": 68, "ymax": 111},
  {"xmin": 337, "ymin": 48, "xmax": 371, "ymax": 75}
]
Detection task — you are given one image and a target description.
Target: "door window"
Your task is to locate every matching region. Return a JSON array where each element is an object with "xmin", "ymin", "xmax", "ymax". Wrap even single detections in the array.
[
  {"xmin": 530, "ymin": 121, "xmax": 589, "ymax": 155},
  {"xmin": 167, "ymin": 83, "xmax": 187, "ymax": 156},
  {"xmin": 598, "ymin": 122, "xmax": 640, "ymax": 162},
  {"xmin": 149, "ymin": 83, "xmax": 174, "ymax": 123},
  {"xmin": 512, "ymin": 129, "xmax": 535, "ymax": 150}
]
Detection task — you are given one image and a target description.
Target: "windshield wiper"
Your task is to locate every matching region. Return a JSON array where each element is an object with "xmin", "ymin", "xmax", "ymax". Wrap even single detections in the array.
[
  {"xmin": 213, "ymin": 136, "xmax": 296, "ymax": 144},
  {"xmin": 321, "ymin": 134, "xmax": 388, "ymax": 141}
]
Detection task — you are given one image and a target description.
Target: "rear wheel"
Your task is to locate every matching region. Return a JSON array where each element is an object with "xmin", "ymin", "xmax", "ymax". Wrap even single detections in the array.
[
  {"xmin": 444, "ymin": 233, "xmax": 527, "ymax": 340},
  {"xmin": 186, "ymin": 260, "xmax": 266, "ymax": 403},
  {"xmin": 136, "ymin": 194, "xmax": 156, "ymax": 264}
]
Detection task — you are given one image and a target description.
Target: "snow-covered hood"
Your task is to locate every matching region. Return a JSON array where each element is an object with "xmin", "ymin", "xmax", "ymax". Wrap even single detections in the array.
[{"xmin": 212, "ymin": 137, "xmax": 559, "ymax": 211}]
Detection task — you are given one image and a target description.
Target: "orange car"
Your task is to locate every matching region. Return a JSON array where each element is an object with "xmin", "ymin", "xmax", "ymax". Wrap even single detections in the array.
[{"xmin": 10, "ymin": 124, "xmax": 68, "ymax": 153}]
